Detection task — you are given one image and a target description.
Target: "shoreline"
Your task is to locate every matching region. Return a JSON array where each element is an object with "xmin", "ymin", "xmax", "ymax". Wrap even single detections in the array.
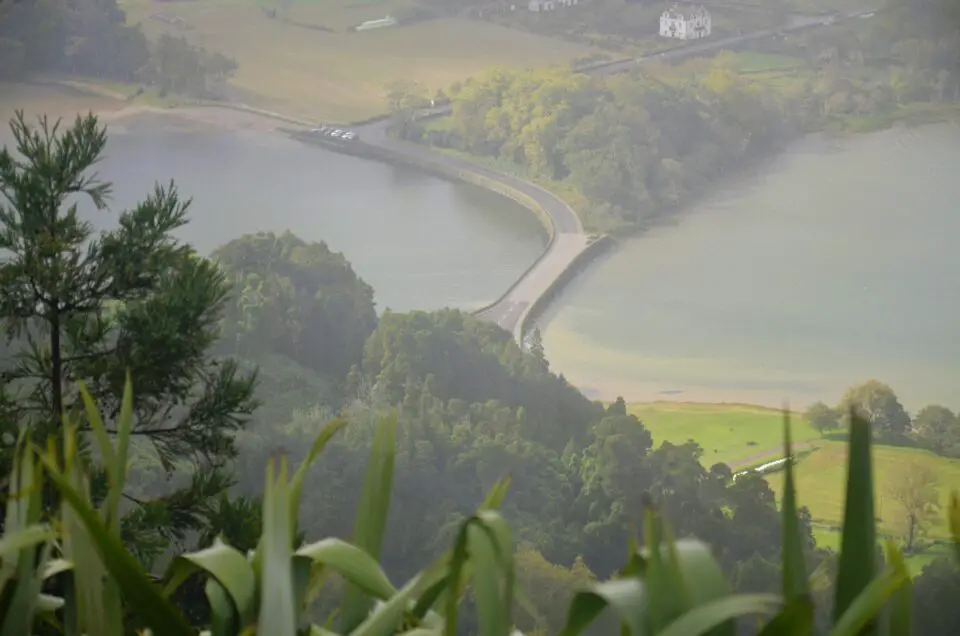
[{"xmin": 7, "ymin": 83, "xmax": 955, "ymax": 413}]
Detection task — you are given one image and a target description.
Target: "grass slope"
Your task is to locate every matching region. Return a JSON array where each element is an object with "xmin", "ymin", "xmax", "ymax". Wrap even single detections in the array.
[
  {"xmin": 630, "ymin": 401, "xmax": 960, "ymax": 574},
  {"xmin": 628, "ymin": 402, "xmax": 820, "ymax": 469},
  {"xmin": 121, "ymin": 0, "xmax": 599, "ymax": 122}
]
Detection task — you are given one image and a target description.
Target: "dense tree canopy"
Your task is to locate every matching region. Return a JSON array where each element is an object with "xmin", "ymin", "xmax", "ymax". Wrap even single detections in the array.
[
  {"xmin": 214, "ymin": 231, "xmax": 377, "ymax": 383},
  {"xmin": 0, "ymin": 0, "xmax": 236, "ymax": 96},
  {"xmin": 407, "ymin": 65, "xmax": 794, "ymax": 233}
]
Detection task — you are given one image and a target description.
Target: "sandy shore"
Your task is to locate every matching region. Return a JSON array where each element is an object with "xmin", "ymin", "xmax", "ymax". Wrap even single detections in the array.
[
  {"xmin": 1, "ymin": 81, "xmax": 313, "ymax": 136},
  {"xmin": 95, "ymin": 102, "xmax": 308, "ymax": 134}
]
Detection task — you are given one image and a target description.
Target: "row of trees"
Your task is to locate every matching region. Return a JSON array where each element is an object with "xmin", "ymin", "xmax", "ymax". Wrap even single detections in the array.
[
  {"xmin": 804, "ymin": 381, "xmax": 960, "ymax": 458},
  {"xmin": 400, "ymin": 65, "xmax": 794, "ymax": 233},
  {"xmin": 0, "ymin": 0, "xmax": 237, "ymax": 97},
  {"xmin": 3, "ymin": 113, "xmax": 960, "ymax": 632}
]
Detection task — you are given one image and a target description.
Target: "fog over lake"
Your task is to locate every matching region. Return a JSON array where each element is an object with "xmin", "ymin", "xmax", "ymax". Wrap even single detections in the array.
[
  {"xmin": 70, "ymin": 113, "xmax": 548, "ymax": 313},
  {"xmin": 541, "ymin": 124, "xmax": 960, "ymax": 411}
]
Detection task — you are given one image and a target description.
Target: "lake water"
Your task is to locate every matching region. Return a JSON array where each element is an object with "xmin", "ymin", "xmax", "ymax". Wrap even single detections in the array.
[
  {"xmin": 2, "ymin": 111, "xmax": 546, "ymax": 313},
  {"xmin": 541, "ymin": 123, "xmax": 960, "ymax": 412}
]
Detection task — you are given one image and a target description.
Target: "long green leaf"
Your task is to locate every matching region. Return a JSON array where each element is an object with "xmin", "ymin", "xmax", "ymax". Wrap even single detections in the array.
[
  {"xmin": 468, "ymin": 523, "xmax": 508, "ymax": 636},
  {"xmin": 644, "ymin": 507, "xmax": 692, "ymax": 633},
  {"xmin": 830, "ymin": 563, "xmax": 908, "ymax": 636},
  {"xmin": 342, "ymin": 413, "xmax": 397, "ymax": 633},
  {"xmin": 0, "ymin": 525, "xmax": 56, "ymax": 557},
  {"xmin": 57, "ymin": 425, "xmax": 112, "ymax": 635},
  {"xmin": 289, "ymin": 417, "xmax": 348, "ymax": 540},
  {"xmin": 557, "ymin": 578, "xmax": 645, "ymax": 636},
  {"xmin": 780, "ymin": 410, "xmax": 808, "ymax": 602},
  {"xmin": 757, "ymin": 597, "xmax": 814, "ymax": 636},
  {"xmin": 1, "ymin": 538, "xmax": 56, "ymax": 636},
  {"xmin": 206, "ymin": 578, "xmax": 240, "ymax": 636},
  {"xmin": 258, "ymin": 457, "xmax": 297, "ymax": 636},
  {"xmin": 881, "ymin": 542, "xmax": 911, "ymax": 636},
  {"xmin": 659, "ymin": 594, "xmax": 782, "ymax": 636},
  {"xmin": 37, "ymin": 447, "xmax": 194, "ymax": 636},
  {"xmin": 296, "ymin": 537, "xmax": 396, "ymax": 600},
  {"xmin": 350, "ymin": 574, "xmax": 423, "ymax": 636},
  {"xmin": 949, "ymin": 492, "xmax": 960, "ymax": 565},
  {"xmin": 832, "ymin": 410, "xmax": 877, "ymax": 632},
  {"xmin": 163, "ymin": 539, "xmax": 257, "ymax": 625}
]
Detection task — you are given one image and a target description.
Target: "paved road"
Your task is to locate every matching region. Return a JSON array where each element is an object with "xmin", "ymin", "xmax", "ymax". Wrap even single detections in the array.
[
  {"xmin": 356, "ymin": 116, "xmax": 589, "ymax": 339},
  {"xmin": 350, "ymin": 7, "xmax": 878, "ymax": 340}
]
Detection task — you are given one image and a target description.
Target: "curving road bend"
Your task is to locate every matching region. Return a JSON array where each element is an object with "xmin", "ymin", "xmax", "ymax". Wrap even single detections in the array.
[{"xmin": 351, "ymin": 7, "xmax": 878, "ymax": 341}]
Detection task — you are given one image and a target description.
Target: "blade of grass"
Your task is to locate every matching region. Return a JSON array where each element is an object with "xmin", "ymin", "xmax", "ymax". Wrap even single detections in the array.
[
  {"xmin": 341, "ymin": 413, "xmax": 397, "ymax": 633},
  {"xmin": 829, "ymin": 563, "xmax": 908, "ymax": 636},
  {"xmin": 163, "ymin": 540, "xmax": 257, "ymax": 625},
  {"xmin": 350, "ymin": 574, "xmax": 423, "ymax": 636},
  {"xmin": 258, "ymin": 457, "xmax": 297, "ymax": 636},
  {"xmin": 1, "ymin": 539, "xmax": 56, "ymax": 636},
  {"xmin": 468, "ymin": 523, "xmax": 509, "ymax": 636},
  {"xmin": 206, "ymin": 578, "xmax": 240, "ymax": 636},
  {"xmin": 38, "ymin": 445, "xmax": 194, "ymax": 636},
  {"xmin": 658, "ymin": 594, "xmax": 782, "ymax": 636},
  {"xmin": 295, "ymin": 537, "xmax": 396, "ymax": 600},
  {"xmin": 289, "ymin": 417, "xmax": 348, "ymax": 540},
  {"xmin": 832, "ymin": 410, "xmax": 877, "ymax": 632},
  {"xmin": 881, "ymin": 542, "xmax": 911, "ymax": 636},
  {"xmin": 780, "ymin": 409, "xmax": 808, "ymax": 602},
  {"xmin": 757, "ymin": 597, "xmax": 814, "ymax": 636},
  {"xmin": 0, "ymin": 525, "xmax": 56, "ymax": 556},
  {"xmin": 644, "ymin": 505, "xmax": 691, "ymax": 633},
  {"xmin": 557, "ymin": 578, "xmax": 645, "ymax": 636},
  {"xmin": 949, "ymin": 492, "xmax": 960, "ymax": 565}
]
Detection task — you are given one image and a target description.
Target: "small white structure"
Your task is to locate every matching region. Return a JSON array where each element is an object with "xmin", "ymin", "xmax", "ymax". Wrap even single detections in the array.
[
  {"xmin": 355, "ymin": 15, "xmax": 398, "ymax": 31},
  {"xmin": 659, "ymin": 4, "xmax": 711, "ymax": 40},
  {"xmin": 528, "ymin": 0, "xmax": 578, "ymax": 11}
]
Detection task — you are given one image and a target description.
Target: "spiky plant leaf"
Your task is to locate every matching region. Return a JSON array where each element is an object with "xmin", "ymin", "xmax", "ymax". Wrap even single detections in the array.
[{"xmin": 832, "ymin": 410, "xmax": 877, "ymax": 633}]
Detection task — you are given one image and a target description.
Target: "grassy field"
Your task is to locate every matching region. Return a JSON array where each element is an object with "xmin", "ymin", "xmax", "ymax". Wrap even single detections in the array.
[
  {"xmin": 629, "ymin": 402, "xmax": 960, "ymax": 572},
  {"xmin": 628, "ymin": 402, "xmax": 820, "ymax": 469},
  {"xmin": 769, "ymin": 441, "xmax": 960, "ymax": 541},
  {"xmin": 0, "ymin": 83, "xmax": 129, "ymax": 122},
  {"xmin": 120, "ymin": 0, "xmax": 599, "ymax": 122}
]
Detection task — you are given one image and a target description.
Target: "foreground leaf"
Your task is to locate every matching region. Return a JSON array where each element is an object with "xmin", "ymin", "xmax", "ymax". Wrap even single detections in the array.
[
  {"xmin": 780, "ymin": 410, "xmax": 808, "ymax": 602},
  {"xmin": 832, "ymin": 410, "xmax": 877, "ymax": 632},
  {"xmin": 39, "ymin": 448, "xmax": 194, "ymax": 636},
  {"xmin": 659, "ymin": 594, "xmax": 782, "ymax": 636},
  {"xmin": 558, "ymin": 578, "xmax": 645, "ymax": 636},
  {"xmin": 342, "ymin": 413, "xmax": 397, "ymax": 632}
]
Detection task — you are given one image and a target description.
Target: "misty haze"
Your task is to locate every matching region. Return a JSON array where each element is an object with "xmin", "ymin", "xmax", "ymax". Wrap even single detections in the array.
[{"xmin": 0, "ymin": 0, "xmax": 958, "ymax": 634}]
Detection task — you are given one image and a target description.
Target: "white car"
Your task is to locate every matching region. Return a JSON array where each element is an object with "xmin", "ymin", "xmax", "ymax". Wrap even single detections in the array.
[
  {"xmin": 342, "ymin": 132, "xmax": 356, "ymax": 140},
  {"xmin": 329, "ymin": 129, "xmax": 344, "ymax": 138}
]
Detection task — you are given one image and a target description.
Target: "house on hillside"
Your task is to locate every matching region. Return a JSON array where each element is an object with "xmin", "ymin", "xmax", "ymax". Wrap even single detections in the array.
[
  {"xmin": 659, "ymin": 4, "xmax": 711, "ymax": 40},
  {"xmin": 528, "ymin": 0, "xmax": 580, "ymax": 12}
]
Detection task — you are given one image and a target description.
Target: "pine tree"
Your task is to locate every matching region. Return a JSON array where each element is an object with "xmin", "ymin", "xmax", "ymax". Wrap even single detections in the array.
[{"xmin": 0, "ymin": 111, "xmax": 258, "ymax": 563}]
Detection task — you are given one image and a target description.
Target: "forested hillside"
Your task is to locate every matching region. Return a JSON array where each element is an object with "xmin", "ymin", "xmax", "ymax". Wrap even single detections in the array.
[{"xmin": 0, "ymin": 0, "xmax": 235, "ymax": 95}]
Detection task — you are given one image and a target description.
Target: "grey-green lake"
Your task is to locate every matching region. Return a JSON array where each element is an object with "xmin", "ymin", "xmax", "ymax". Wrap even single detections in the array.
[
  {"xmin": 541, "ymin": 123, "xmax": 960, "ymax": 411},
  {"xmin": 63, "ymin": 114, "xmax": 548, "ymax": 313}
]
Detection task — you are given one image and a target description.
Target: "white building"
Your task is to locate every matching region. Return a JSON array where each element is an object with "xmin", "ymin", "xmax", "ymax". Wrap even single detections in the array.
[
  {"xmin": 528, "ymin": 0, "xmax": 579, "ymax": 12},
  {"xmin": 659, "ymin": 4, "xmax": 711, "ymax": 40}
]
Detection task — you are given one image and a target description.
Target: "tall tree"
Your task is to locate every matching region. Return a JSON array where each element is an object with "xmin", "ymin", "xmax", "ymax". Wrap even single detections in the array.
[
  {"xmin": 885, "ymin": 461, "xmax": 941, "ymax": 552},
  {"xmin": 838, "ymin": 380, "xmax": 911, "ymax": 438},
  {"xmin": 0, "ymin": 112, "xmax": 258, "ymax": 562},
  {"xmin": 804, "ymin": 401, "xmax": 839, "ymax": 437}
]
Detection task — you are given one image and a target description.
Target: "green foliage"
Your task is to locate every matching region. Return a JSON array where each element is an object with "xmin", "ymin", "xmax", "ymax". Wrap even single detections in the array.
[
  {"xmin": 0, "ymin": 0, "xmax": 236, "ymax": 96},
  {"xmin": 0, "ymin": 376, "xmax": 955, "ymax": 636},
  {"xmin": 0, "ymin": 112, "xmax": 257, "ymax": 565},
  {"xmin": 214, "ymin": 231, "xmax": 377, "ymax": 382},
  {"xmin": 409, "ymin": 66, "xmax": 793, "ymax": 233}
]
